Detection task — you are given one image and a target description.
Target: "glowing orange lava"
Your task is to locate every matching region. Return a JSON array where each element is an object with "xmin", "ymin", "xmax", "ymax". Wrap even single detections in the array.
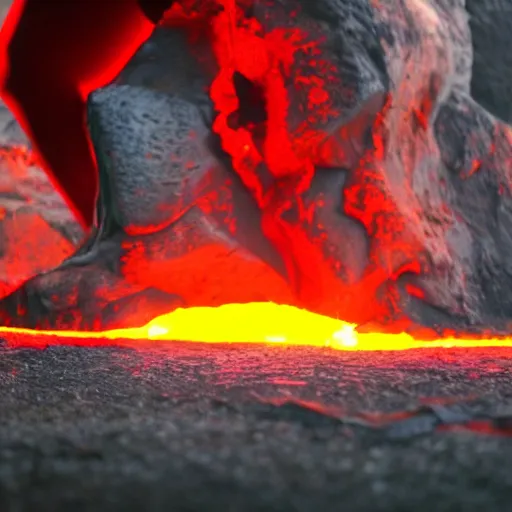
[{"xmin": 2, "ymin": 302, "xmax": 512, "ymax": 352}]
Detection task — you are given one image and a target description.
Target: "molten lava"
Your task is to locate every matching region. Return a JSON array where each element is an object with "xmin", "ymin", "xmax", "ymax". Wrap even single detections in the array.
[{"xmin": 3, "ymin": 303, "xmax": 512, "ymax": 352}]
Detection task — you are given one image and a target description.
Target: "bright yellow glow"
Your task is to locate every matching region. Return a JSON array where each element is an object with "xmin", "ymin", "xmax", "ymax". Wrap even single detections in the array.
[{"xmin": 1, "ymin": 302, "xmax": 512, "ymax": 351}]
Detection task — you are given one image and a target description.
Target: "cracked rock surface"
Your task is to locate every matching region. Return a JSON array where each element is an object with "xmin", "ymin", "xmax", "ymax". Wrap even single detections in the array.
[{"xmin": 1, "ymin": 0, "xmax": 512, "ymax": 334}]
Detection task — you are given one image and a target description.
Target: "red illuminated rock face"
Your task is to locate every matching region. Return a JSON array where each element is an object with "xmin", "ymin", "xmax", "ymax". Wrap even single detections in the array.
[
  {"xmin": 1, "ymin": 0, "xmax": 512, "ymax": 334},
  {"xmin": 0, "ymin": 101, "xmax": 83, "ymax": 301}
]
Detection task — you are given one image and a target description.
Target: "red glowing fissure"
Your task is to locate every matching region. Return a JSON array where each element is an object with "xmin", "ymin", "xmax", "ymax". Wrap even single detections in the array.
[{"xmin": 207, "ymin": 1, "xmax": 421, "ymax": 323}]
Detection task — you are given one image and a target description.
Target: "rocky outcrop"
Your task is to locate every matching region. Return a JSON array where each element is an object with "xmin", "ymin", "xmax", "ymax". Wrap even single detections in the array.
[
  {"xmin": 1, "ymin": 0, "xmax": 512, "ymax": 334},
  {"xmin": 0, "ymin": 100, "xmax": 83, "ymax": 300}
]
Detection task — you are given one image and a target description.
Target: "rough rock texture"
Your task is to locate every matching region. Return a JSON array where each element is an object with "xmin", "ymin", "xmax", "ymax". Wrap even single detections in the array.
[
  {"xmin": 467, "ymin": 0, "xmax": 512, "ymax": 123},
  {"xmin": 1, "ymin": 0, "xmax": 512, "ymax": 333},
  {"xmin": 0, "ymin": 100, "xmax": 83, "ymax": 300}
]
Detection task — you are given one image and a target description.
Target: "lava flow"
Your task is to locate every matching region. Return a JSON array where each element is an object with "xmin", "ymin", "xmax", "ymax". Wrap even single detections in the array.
[{"xmin": 3, "ymin": 303, "xmax": 512, "ymax": 352}]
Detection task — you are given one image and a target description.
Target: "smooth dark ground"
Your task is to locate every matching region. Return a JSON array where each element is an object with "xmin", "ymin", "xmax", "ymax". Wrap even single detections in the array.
[{"xmin": 1, "ymin": 335, "xmax": 512, "ymax": 511}]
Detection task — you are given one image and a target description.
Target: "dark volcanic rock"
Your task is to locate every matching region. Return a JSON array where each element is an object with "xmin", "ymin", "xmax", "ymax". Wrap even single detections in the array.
[
  {"xmin": 2, "ymin": 0, "xmax": 512, "ymax": 333},
  {"xmin": 467, "ymin": 0, "xmax": 512, "ymax": 123}
]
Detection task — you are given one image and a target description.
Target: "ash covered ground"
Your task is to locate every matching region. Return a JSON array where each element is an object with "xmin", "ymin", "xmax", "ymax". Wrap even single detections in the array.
[
  {"xmin": 2, "ymin": 339, "xmax": 512, "ymax": 512},
  {"xmin": 1, "ymin": 0, "xmax": 512, "ymax": 511}
]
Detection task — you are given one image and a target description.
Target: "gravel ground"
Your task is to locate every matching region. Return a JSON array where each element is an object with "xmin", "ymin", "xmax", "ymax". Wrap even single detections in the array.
[{"xmin": 1, "ymin": 337, "xmax": 512, "ymax": 511}]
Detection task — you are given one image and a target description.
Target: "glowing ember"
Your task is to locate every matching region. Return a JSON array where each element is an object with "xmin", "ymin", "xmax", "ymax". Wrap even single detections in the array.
[{"xmin": 2, "ymin": 302, "xmax": 512, "ymax": 351}]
